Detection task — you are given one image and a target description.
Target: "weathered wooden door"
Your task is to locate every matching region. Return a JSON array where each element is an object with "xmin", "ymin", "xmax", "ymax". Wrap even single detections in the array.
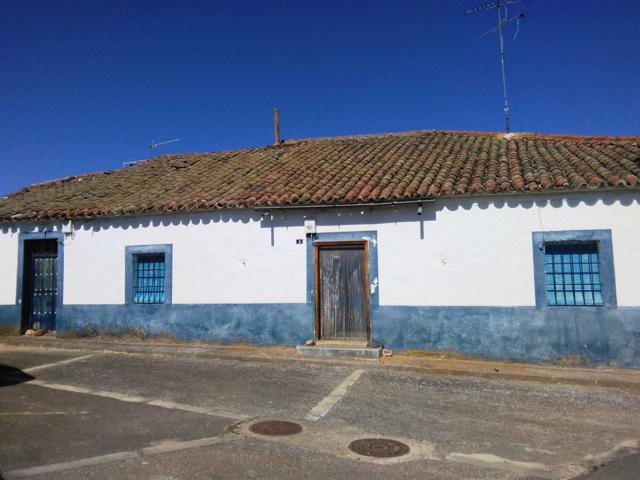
[
  {"xmin": 23, "ymin": 240, "xmax": 58, "ymax": 332},
  {"xmin": 316, "ymin": 243, "xmax": 369, "ymax": 340}
]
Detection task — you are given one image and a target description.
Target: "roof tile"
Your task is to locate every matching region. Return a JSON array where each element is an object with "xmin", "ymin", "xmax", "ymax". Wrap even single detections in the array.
[{"xmin": 1, "ymin": 130, "xmax": 639, "ymax": 221}]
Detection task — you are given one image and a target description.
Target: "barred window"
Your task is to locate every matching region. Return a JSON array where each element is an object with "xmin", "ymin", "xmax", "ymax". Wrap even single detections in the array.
[
  {"xmin": 544, "ymin": 243, "xmax": 602, "ymax": 306},
  {"xmin": 132, "ymin": 253, "xmax": 166, "ymax": 304}
]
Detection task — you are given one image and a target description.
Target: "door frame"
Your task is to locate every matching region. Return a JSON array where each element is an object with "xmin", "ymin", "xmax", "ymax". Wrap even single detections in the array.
[
  {"xmin": 16, "ymin": 231, "xmax": 64, "ymax": 333},
  {"xmin": 314, "ymin": 240, "xmax": 371, "ymax": 341}
]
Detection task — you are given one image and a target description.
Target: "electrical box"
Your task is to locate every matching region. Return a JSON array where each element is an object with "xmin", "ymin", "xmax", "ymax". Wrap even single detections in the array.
[
  {"xmin": 62, "ymin": 221, "xmax": 75, "ymax": 237},
  {"xmin": 304, "ymin": 219, "xmax": 316, "ymax": 235}
]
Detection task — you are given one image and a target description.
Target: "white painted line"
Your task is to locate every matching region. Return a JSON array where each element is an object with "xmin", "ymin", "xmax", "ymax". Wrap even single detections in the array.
[
  {"xmin": 0, "ymin": 411, "xmax": 89, "ymax": 416},
  {"xmin": 4, "ymin": 451, "xmax": 139, "ymax": 478},
  {"xmin": 446, "ymin": 452, "xmax": 550, "ymax": 476},
  {"xmin": 4, "ymin": 435, "xmax": 229, "ymax": 478},
  {"xmin": 26, "ymin": 380, "xmax": 247, "ymax": 420},
  {"xmin": 24, "ymin": 354, "xmax": 95, "ymax": 373},
  {"xmin": 146, "ymin": 399, "xmax": 243, "ymax": 420},
  {"xmin": 141, "ymin": 436, "xmax": 224, "ymax": 456},
  {"xmin": 305, "ymin": 368, "xmax": 365, "ymax": 421}
]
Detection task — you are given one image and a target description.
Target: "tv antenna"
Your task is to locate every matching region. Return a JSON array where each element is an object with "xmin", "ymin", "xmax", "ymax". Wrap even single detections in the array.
[
  {"xmin": 465, "ymin": 1, "xmax": 525, "ymax": 133},
  {"xmin": 149, "ymin": 138, "xmax": 180, "ymax": 152},
  {"xmin": 120, "ymin": 138, "xmax": 181, "ymax": 167}
]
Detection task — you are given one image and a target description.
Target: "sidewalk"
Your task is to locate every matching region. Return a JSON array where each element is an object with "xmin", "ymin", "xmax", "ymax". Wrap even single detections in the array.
[{"xmin": 1, "ymin": 334, "xmax": 639, "ymax": 391}]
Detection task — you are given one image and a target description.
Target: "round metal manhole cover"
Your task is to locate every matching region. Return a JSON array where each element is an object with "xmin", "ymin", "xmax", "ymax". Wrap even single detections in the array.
[
  {"xmin": 348, "ymin": 438, "xmax": 410, "ymax": 458},
  {"xmin": 249, "ymin": 420, "xmax": 302, "ymax": 436}
]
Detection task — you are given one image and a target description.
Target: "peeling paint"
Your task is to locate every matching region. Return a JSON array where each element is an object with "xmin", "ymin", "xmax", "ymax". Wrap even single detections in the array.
[
  {"xmin": 361, "ymin": 235, "xmax": 377, "ymax": 247},
  {"xmin": 370, "ymin": 277, "xmax": 379, "ymax": 294}
]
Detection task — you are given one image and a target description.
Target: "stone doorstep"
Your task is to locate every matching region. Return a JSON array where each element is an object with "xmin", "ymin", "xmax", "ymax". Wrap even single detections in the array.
[{"xmin": 296, "ymin": 344, "xmax": 382, "ymax": 359}]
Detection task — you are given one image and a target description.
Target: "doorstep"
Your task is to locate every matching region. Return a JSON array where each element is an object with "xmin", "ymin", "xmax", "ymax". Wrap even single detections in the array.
[{"xmin": 296, "ymin": 341, "xmax": 382, "ymax": 359}]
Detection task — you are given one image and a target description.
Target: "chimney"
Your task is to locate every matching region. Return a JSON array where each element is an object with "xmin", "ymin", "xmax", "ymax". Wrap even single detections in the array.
[{"xmin": 273, "ymin": 108, "xmax": 280, "ymax": 145}]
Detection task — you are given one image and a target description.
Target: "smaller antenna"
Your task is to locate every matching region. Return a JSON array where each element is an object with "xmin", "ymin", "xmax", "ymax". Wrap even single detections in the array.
[
  {"xmin": 149, "ymin": 138, "xmax": 180, "ymax": 152},
  {"xmin": 122, "ymin": 159, "xmax": 141, "ymax": 167}
]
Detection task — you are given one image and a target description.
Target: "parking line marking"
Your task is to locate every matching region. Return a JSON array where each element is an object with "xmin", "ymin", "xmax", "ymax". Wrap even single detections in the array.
[
  {"xmin": 145, "ymin": 399, "xmax": 242, "ymax": 419},
  {"xmin": 141, "ymin": 436, "xmax": 225, "ymax": 456},
  {"xmin": 446, "ymin": 452, "xmax": 550, "ymax": 476},
  {"xmin": 305, "ymin": 368, "xmax": 365, "ymax": 421},
  {"xmin": 26, "ymin": 379, "xmax": 247, "ymax": 420},
  {"xmin": 24, "ymin": 354, "xmax": 95, "ymax": 373},
  {"xmin": 4, "ymin": 435, "xmax": 230, "ymax": 478},
  {"xmin": 0, "ymin": 411, "xmax": 89, "ymax": 416},
  {"xmin": 4, "ymin": 451, "xmax": 140, "ymax": 478}
]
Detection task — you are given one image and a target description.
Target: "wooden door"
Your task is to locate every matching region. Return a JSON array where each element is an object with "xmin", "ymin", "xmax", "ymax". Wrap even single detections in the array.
[{"xmin": 316, "ymin": 242, "xmax": 369, "ymax": 340}]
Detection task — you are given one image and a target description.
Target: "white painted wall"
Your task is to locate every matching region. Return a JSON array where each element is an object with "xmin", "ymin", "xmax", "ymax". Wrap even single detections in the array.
[
  {"xmin": 0, "ymin": 227, "xmax": 19, "ymax": 304},
  {"xmin": 0, "ymin": 191, "xmax": 638, "ymax": 307},
  {"xmin": 368, "ymin": 193, "xmax": 640, "ymax": 307},
  {"xmin": 63, "ymin": 212, "xmax": 307, "ymax": 304}
]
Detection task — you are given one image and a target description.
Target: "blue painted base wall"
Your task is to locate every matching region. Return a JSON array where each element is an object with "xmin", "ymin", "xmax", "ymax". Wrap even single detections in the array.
[
  {"xmin": 0, "ymin": 305, "xmax": 20, "ymax": 334},
  {"xmin": 61, "ymin": 304, "xmax": 314, "ymax": 346},
  {"xmin": 1, "ymin": 303, "xmax": 639, "ymax": 367},
  {"xmin": 374, "ymin": 306, "xmax": 640, "ymax": 367}
]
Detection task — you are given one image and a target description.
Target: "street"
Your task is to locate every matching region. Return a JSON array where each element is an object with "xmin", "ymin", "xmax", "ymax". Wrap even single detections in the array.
[{"xmin": 1, "ymin": 343, "xmax": 639, "ymax": 479}]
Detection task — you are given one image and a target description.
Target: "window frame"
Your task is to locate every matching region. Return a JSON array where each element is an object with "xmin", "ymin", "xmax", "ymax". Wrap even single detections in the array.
[
  {"xmin": 125, "ymin": 244, "xmax": 172, "ymax": 305},
  {"xmin": 532, "ymin": 230, "xmax": 616, "ymax": 308}
]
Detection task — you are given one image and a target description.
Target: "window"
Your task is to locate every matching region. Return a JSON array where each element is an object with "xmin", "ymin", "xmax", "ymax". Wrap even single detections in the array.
[
  {"xmin": 544, "ymin": 243, "xmax": 602, "ymax": 306},
  {"xmin": 125, "ymin": 245, "xmax": 172, "ymax": 305},
  {"xmin": 532, "ymin": 230, "xmax": 616, "ymax": 308},
  {"xmin": 133, "ymin": 254, "xmax": 166, "ymax": 304}
]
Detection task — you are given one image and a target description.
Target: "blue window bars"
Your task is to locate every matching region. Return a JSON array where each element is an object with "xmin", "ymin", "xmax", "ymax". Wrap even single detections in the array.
[
  {"xmin": 544, "ymin": 243, "xmax": 602, "ymax": 306},
  {"xmin": 132, "ymin": 253, "xmax": 166, "ymax": 304}
]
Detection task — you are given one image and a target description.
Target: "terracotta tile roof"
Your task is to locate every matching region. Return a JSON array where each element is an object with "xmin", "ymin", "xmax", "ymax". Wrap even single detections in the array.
[{"xmin": 1, "ymin": 130, "xmax": 639, "ymax": 222}]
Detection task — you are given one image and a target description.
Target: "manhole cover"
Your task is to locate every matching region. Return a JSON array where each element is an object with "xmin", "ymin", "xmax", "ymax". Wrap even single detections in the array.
[
  {"xmin": 348, "ymin": 438, "xmax": 410, "ymax": 458},
  {"xmin": 249, "ymin": 420, "xmax": 302, "ymax": 436}
]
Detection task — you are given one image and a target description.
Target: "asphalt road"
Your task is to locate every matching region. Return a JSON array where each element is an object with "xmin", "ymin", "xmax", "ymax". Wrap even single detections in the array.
[
  {"xmin": 572, "ymin": 452, "xmax": 640, "ymax": 479},
  {"xmin": 0, "ymin": 345, "xmax": 639, "ymax": 479}
]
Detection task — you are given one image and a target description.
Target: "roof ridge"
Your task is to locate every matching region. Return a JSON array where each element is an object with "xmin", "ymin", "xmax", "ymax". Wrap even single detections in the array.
[
  {"xmin": 280, "ymin": 129, "xmax": 498, "ymax": 144},
  {"xmin": 279, "ymin": 129, "xmax": 640, "ymax": 145}
]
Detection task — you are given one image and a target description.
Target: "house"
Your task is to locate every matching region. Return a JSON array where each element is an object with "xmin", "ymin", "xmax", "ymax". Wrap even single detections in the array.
[{"xmin": 0, "ymin": 130, "xmax": 639, "ymax": 366}]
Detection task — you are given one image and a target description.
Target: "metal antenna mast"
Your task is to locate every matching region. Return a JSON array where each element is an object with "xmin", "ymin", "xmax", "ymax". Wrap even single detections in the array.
[
  {"xmin": 121, "ymin": 138, "xmax": 181, "ymax": 167},
  {"xmin": 465, "ymin": 1, "xmax": 525, "ymax": 133}
]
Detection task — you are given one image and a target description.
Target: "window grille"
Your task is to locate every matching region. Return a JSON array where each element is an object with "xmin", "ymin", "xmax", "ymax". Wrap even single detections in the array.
[
  {"xmin": 132, "ymin": 254, "xmax": 166, "ymax": 304},
  {"xmin": 544, "ymin": 243, "xmax": 602, "ymax": 306}
]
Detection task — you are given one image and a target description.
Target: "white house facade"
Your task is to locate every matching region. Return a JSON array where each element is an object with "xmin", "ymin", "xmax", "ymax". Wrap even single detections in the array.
[{"xmin": 1, "ymin": 130, "xmax": 639, "ymax": 366}]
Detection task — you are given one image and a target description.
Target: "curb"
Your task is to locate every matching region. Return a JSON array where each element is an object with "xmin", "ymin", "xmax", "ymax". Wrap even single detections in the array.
[{"xmin": 1, "ymin": 336, "xmax": 639, "ymax": 391}]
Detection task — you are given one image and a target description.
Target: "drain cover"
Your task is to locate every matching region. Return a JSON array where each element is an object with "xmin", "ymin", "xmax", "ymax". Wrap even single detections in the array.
[
  {"xmin": 348, "ymin": 438, "xmax": 410, "ymax": 458},
  {"xmin": 249, "ymin": 420, "xmax": 302, "ymax": 436}
]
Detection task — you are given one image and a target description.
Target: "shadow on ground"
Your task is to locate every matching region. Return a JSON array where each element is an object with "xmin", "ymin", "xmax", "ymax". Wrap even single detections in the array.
[{"xmin": 0, "ymin": 364, "xmax": 35, "ymax": 387}]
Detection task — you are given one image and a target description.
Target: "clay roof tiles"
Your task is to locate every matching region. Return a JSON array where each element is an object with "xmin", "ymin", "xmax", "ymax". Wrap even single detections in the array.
[{"xmin": 0, "ymin": 129, "xmax": 639, "ymax": 222}]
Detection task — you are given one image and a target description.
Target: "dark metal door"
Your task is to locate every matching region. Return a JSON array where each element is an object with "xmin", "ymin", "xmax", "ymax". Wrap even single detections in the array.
[
  {"xmin": 317, "ymin": 244, "xmax": 369, "ymax": 340},
  {"xmin": 28, "ymin": 250, "xmax": 58, "ymax": 331}
]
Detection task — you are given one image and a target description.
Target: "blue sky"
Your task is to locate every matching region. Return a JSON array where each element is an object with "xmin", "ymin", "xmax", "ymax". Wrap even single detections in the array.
[{"xmin": 1, "ymin": 0, "xmax": 639, "ymax": 195}]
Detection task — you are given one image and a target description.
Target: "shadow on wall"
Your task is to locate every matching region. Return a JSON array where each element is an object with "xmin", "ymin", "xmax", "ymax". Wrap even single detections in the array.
[
  {"xmin": 0, "ymin": 191, "xmax": 637, "ymax": 236},
  {"xmin": 0, "ymin": 210, "xmax": 262, "ymax": 235},
  {"xmin": 258, "ymin": 191, "xmax": 639, "ymax": 237},
  {"xmin": 0, "ymin": 365, "xmax": 35, "ymax": 387}
]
